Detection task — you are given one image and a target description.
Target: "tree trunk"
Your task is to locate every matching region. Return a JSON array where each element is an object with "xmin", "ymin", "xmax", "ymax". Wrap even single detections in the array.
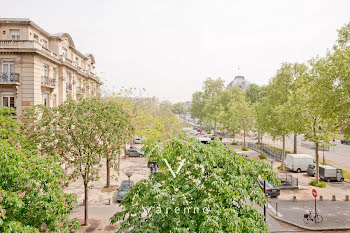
[
  {"xmin": 84, "ymin": 182, "xmax": 88, "ymax": 226},
  {"xmin": 214, "ymin": 121, "xmax": 217, "ymax": 134},
  {"xmin": 124, "ymin": 144, "xmax": 127, "ymax": 159},
  {"xmin": 281, "ymin": 135, "xmax": 286, "ymax": 169},
  {"xmin": 315, "ymin": 142, "xmax": 319, "ymax": 184},
  {"xmin": 243, "ymin": 130, "xmax": 246, "ymax": 146},
  {"xmin": 258, "ymin": 131, "xmax": 261, "ymax": 144},
  {"xmin": 106, "ymin": 158, "xmax": 110, "ymax": 188},
  {"xmin": 293, "ymin": 133, "xmax": 297, "ymax": 154}
]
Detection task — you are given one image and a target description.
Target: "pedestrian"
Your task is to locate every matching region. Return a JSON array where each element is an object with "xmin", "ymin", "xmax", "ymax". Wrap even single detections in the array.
[
  {"xmin": 150, "ymin": 163, "xmax": 154, "ymax": 173},
  {"xmin": 154, "ymin": 164, "xmax": 158, "ymax": 173}
]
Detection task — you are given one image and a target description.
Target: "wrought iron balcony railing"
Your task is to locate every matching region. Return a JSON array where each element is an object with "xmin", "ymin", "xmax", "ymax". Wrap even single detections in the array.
[
  {"xmin": 41, "ymin": 76, "xmax": 56, "ymax": 87},
  {"xmin": 0, "ymin": 73, "xmax": 20, "ymax": 83}
]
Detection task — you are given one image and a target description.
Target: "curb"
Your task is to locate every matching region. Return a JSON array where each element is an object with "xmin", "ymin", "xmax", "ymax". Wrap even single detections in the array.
[{"xmin": 266, "ymin": 206, "xmax": 350, "ymax": 231}]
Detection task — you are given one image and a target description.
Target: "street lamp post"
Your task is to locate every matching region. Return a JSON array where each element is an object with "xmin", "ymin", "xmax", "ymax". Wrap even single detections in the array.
[{"xmin": 125, "ymin": 171, "xmax": 133, "ymax": 187}]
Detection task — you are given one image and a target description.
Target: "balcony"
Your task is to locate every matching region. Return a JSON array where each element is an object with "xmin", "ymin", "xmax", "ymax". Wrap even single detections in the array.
[
  {"xmin": 41, "ymin": 76, "xmax": 56, "ymax": 88},
  {"xmin": 66, "ymin": 83, "xmax": 72, "ymax": 92},
  {"xmin": 0, "ymin": 73, "xmax": 20, "ymax": 84}
]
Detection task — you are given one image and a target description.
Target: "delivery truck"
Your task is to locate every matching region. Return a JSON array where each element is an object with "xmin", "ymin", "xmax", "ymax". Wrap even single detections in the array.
[
  {"xmin": 319, "ymin": 165, "xmax": 344, "ymax": 182},
  {"xmin": 284, "ymin": 154, "xmax": 314, "ymax": 173}
]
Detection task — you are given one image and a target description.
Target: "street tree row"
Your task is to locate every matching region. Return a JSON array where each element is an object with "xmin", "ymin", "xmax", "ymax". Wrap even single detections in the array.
[{"xmin": 191, "ymin": 22, "xmax": 350, "ymax": 184}]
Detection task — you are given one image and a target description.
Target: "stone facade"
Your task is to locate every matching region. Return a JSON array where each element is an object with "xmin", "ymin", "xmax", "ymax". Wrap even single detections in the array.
[{"xmin": 0, "ymin": 18, "xmax": 101, "ymax": 115}]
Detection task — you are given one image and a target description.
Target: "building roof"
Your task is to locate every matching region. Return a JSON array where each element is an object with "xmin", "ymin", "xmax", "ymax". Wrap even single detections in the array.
[
  {"xmin": 227, "ymin": 75, "xmax": 250, "ymax": 91},
  {"xmin": 0, "ymin": 18, "xmax": 94, "ymax": 62}
]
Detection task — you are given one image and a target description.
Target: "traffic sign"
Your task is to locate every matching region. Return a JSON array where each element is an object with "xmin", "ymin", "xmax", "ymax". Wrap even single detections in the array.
[{"xmin": 312, "ymin": 189, "xmax": 317, "ymax": 198}]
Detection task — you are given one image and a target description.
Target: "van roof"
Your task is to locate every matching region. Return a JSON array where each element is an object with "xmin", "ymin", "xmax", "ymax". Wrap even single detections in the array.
[{"xmin": 286, "ymin": 154, "xmax": 314, "ymax": 158}]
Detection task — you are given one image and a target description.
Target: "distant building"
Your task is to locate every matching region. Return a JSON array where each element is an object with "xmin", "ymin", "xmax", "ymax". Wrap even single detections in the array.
[{"xmin": 227, "ymin": 75, "xmax": 250, "ymax": 91}]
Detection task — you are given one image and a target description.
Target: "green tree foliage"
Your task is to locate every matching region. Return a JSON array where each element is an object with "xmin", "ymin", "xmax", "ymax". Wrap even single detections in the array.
[
  {"xmin": 191, "ymin": 78, "xmax": 225, "ymax": 130},
  {"xmin": 111, "ymin": 137, "xmax": 278, "ymax": 232},
  {"xmin": 172, "ymin": 102, "xmax": 187, "ymax": 115},
  {"xmin": 0, "ymin": 107, "xmax": 19, "ymax": 141},
  {"xmin": 23, "ymin": 98, "xmax": 132, "ymax": 226},
  {"xmin": 0, "ymin": 140, "xmax": 80, "ymax": 232}
]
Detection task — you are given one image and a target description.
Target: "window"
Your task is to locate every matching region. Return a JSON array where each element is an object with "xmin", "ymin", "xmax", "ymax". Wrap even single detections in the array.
[
  {"xmin": 66, "ymin": 73, "xmax": 71, "ymax": 84},
  {"xmin": 52, "ymin": 95, "xmax": 57, "ymax": 108},
  {"xmin": 62, "ymin": 47, "xmax": 67, "ymax": 57},
  {"xmin": 43, "ymin": 93, "xmax": 49, "ymax": 107},
  {"xmin": 53, "ymin": 68, "xmax": 57, "ymax": 79},
  {"xmin": 2, "ymin": 93, "xmax": 15, "ymax": 109},
  {"xmin": 2, "ymin": 61, "xmax": 14, "ymax": 74},
  {"xmin": 33, "ymin": 34, "xmax": 39, "ymax": 42},
  {"xmin": 42, "ymin": 39, "xmax": 48, "ymax": 48},
  {"xmin": 75, "ymin": 57, "xmax": 80, "ymax": 67},
  {"xmin": 10, "ymin": 29, "xmax": 20, "ymax": 40},
  {"xmin": 76, "ymin": 78, "xmax": 81, "ymax": 88},
  {"xmin": 43, "ymin": 65, "xmax": 49, "ymax": 77}
]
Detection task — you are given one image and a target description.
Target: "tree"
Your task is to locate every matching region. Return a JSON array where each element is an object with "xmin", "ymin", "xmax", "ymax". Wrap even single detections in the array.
[
  {"xmin": 23, "ymin": 98, "xmax": 131, "ymax": 226},
  {"xmin": 0, "ymin": 140, "xmax": 80, "ymax": 232},
  {"xmin": 190, "ymin": 91, "xmax": 205, "ymax": 124},
  {"xmin": 262, "ymin": 63, "xmax": 296, "ymax": 168},
  {"xmin": 172, "ymin": 102, "xmax": 186, "ymax": 115},
  {"xmin": 295, "ymin": 58, "xmax": 341, "ymax": 183},
  {"xmin": 227, "ymin": 88, "xmax": 254, "ymax": 145},
  {"xmin": 100, "ymin": 98, "xmax": 133, "ymax": 187},
  {"xmin": 0, "ymin": 107, "xmax": 19, "ymax": 141},
  {"xmin": 111, "ymin": 137, "xmax": 278, "ymax": 232}
]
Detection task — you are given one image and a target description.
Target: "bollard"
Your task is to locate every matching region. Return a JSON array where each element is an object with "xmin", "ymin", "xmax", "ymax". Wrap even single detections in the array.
[
  {"xmin": 332, "ymin": 195, "xmax": 336, "ymax": 201},
  {"xmin": 319, "ymin": 195, "xmax": 323, "ymax": 201},
  {"xmin": 275, "ymin": 201, "xmax": 278, "ymax": 216},
  {"xmin": 108, "ymin": 199, "xmax": 111, "ymax": 205},
  {"xmin": 345, "ymin": 195, "xmax": 349, "ymax": 201},
  {"xmin": 293, "ymin": 195, "xmax": 297, "ymax": 202}
]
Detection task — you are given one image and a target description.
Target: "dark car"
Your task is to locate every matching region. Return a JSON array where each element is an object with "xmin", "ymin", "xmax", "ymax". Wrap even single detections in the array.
[
  {"xmin": 115, "ymin": 180, "xmax": 134, "ymax": 203},
  {"xmin": 257, "ymin": 177, "xmax": 280, "ymax": 197},
  {"xmin": 126, "ymin": 148, "xmax": 143, "ymax": 157},
  {"xmin": 341, "ymin": 139, "xmax": 350, "ymax": 144}
]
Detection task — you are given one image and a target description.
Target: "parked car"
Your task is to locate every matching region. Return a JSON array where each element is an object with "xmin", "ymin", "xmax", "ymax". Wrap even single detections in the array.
[
  {"xmin": 341, "ymin": 139, "xmax": 350, "ymax": 144},
  {"xmin": 126, "ymin": 147, "xmax": 143, "ymax": 157},
  {"xmin": 134, "ymin": 137, "xmax": 143, "ymax": 144},
  {"xmin": 257, "ymin": 177, "xmax": 280, "ymax": 197},
  {"xmin": 319, "ymin": 165, "xmax": 344, "ymax": 182},
  {"xmin": 197, "ymin": 136, "xmax": 211, "ymax": 144},
  {"xmin": 284, "ymin": 154, "xmax": 314, "ymax": 173},
  {"xmin": 115, "ymin": 180, "xmax": 134, "ymax": 203},
  {"xmin": 307, "ymin": 163, "xmax": 327, "ymax": 177}
]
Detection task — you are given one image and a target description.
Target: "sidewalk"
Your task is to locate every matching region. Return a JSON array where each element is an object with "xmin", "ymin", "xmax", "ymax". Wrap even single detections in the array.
[
  {"xmin": 267, "ymin": 200, "xmax": 350, "ymax": 231},
  {"xmin": 236, "ymin": 135, "xmax": 350, "ymax": 176}
]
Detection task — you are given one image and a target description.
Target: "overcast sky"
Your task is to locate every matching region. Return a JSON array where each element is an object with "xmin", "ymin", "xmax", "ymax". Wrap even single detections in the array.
[{"xmin": 2, "ymin": 0, "xmax": 350, "ymax": 102}]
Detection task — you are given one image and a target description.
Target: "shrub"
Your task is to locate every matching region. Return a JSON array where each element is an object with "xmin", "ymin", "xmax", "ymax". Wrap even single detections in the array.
[
  {"xmin": 277, "ymin": 166, "xmax": 287, "ymax": 170},
  {"xmin": 309, "ymin": 180, "xmax": 326, "ymax": 188},
  {"xmin": 231, "ymin": 142, "xmax": 238, "ymax": 145},
  {"xmin": 242, "ymin": 146, "xmax": 249, "ymax": 151},
  {"xmin": 258, "ymin": 154, "xmax": 267, "ymax": 159},
  {"xmin": 219, "ymin": 137, "xmax": 223, "ymax": 141}
]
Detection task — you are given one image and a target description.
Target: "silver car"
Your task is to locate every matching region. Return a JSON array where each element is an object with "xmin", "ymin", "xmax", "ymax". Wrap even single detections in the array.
[{"xmin": 126, "ymin": 148, "xmax": 143, "ymax": 157}]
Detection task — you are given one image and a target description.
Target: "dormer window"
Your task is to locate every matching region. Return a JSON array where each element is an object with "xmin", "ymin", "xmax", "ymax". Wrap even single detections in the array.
[
  {"xmin": 34, "ymin": 34, "xmax": 39, "ymax": 42},
  {"xmin": 62, "ymin": 47, "xmax": 67, "ymax": 57},
  {"xmin": 10, "ymin": 29, "xmax": 20, "ymax": 40},
  {"xmin": 42, "ymin": 39, "xmax": 48, "ymax": 48}
]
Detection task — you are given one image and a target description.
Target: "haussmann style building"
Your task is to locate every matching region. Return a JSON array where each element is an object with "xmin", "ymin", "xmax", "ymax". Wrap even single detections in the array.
[{"xmin": 0, "ymin": 18, "xmax": 102, "ymax": 115}]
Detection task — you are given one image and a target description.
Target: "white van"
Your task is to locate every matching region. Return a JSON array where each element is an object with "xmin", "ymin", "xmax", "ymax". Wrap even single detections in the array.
[{"xmin": 284, "ymin": 154, "xmax": 315, "ymax": 173}]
